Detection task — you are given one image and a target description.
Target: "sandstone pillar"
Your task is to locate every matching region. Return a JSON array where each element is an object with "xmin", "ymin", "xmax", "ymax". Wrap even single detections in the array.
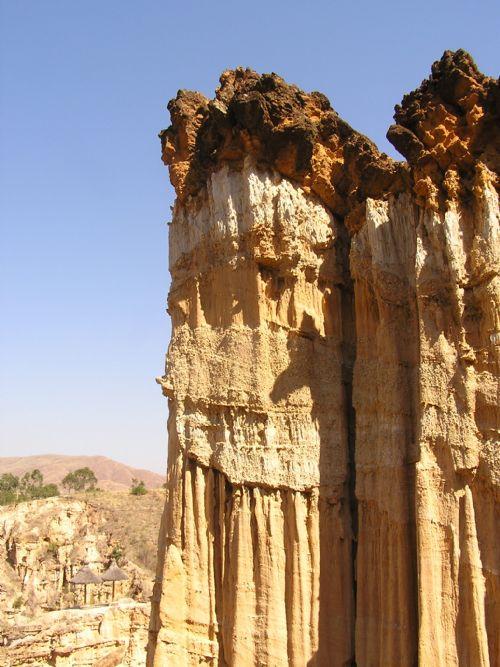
[{"xmin": 148, "ymin": 51, "xmax": 499, "ymax": 666}]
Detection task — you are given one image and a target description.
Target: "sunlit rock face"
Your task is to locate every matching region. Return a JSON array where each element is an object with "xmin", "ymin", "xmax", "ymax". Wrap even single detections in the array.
[
  {"xmin": 152, "ymin": 161, "xmax": 354, "ymax": 666},
  {"xmin": 149, "ymin": 50, "xmax": 499, "ymax": 666},
  {"xmin": 0, "ymin": 497, "xmax": 156, "ymax": 666},
  {"xmin": 1, "ymin": 602, "xmax": 149, "ymax": 666}
]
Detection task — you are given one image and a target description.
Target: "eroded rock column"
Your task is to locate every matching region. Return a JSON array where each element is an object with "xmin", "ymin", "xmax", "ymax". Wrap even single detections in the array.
[
  {"xmin": 149, "ymin": 161, "xmax": 354, "ymax": 665},
  {"xmin": 149, "ymin": 50, "xmax": 499, "ymax": 666}
]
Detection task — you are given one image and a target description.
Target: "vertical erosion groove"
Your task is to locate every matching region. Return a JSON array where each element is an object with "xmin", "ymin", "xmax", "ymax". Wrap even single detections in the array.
[{"xmin": 339, "ymin": 224, "xmax": 358, "ymax": 666}]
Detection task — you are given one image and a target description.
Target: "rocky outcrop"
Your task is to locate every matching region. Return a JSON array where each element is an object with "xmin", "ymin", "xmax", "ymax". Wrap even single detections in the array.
[
  {"xmin": 1, "ymin": 497, "xmax": 109, "ymax": 617},
  {"xmin": 1, "ymin": 602, "xmax": 148, "ymax": 666},
  {"xmin": 149, "ymin": 50, "xmax": 499, "ymax": 666},
  {"xmin": 0, "ymin": 494, "xmax": 162, "ymax": 665},
  {"xmin": 0, "ymin": 497, "xmax": 153, "ymax": 615}
]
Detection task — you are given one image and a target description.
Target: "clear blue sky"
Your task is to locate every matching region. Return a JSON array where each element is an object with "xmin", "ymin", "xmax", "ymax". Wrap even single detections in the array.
[{"xmin": 0, "ymin": 1, "xmax": 498, "ymax": 473}]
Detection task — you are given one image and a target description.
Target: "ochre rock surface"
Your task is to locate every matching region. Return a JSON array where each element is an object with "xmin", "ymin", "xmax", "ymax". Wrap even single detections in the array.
[
  {"xmin": 0, "ymin": 496, "xmax": 154, "ymax": 616},
  {"xmin": 1, "ymin": 602, "xmax": 149, "ymax": 666},
  {"xmin": 0, "ymin": 496, "xmax": 157, "ymax": 665},
  {"xmin": 149, "ymin": 50, "xmax": 499, "ymax": 666}
]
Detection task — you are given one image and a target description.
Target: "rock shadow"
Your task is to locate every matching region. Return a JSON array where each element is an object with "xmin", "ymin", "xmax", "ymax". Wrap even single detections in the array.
[{"xmin": 271, "ymin": 310, "xmax": 356, "ymax": 666}]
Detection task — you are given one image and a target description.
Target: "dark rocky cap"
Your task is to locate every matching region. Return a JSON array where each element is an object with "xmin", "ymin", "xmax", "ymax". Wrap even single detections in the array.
[{"xmin": 160, "ymin": 50, "xmax": 498, "ymax": 225}]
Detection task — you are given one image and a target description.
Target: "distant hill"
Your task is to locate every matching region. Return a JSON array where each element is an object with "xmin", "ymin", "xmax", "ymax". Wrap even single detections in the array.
[{"xmin": 0, "ymin": 454, "xmax": 164, "ymax": 491}]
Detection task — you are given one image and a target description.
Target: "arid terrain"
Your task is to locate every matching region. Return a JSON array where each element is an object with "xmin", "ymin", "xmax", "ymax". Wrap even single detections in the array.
[
  {"xmin": 0, "ymin": 455, "xmax": 164, "ymax": 492},
  {"xmin": 0, "ymin": 486, "xmax": 164, "ymax": 665}
]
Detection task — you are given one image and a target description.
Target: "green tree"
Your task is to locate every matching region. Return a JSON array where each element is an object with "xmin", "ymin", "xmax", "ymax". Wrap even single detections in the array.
[
  {"xmin": 17, "ymin": 469, "xmax": 46, "ymax": 500},
  {"xmin": 0, "ymin": 473, "xmax": 19, "ymax": 493},
  {"xmin": 0, "ymin": 470, "xmax": 59, "ymax": 504},
  {"xmin": 19, "ymin": 469, "xmax": 44, "ymax": 497},
  {"xmin": 0, "ymin": 473, "xmax": 19, "ymax": 505},
  {"xmin": 36, "ymin": 483, "xmax": 60, "ymax": 499},
  {"xmin": 130, "ymin": 478, "xmax": 147, "ymax": 496},
  {"xmin": 62, "ymin": 467, "xmax": 97, "ymax": 493}
]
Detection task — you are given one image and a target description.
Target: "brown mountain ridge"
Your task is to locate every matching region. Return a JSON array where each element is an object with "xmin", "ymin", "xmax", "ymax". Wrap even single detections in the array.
[{"xmin": 0, "ymin": 454, "xmax": 164, "ymax": 491}]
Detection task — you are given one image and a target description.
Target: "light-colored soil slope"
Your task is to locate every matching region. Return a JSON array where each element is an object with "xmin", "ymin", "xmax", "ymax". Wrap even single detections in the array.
[
  {"xmin": 83, "ymin": 489, "xmax": 165, "ymax": 573},
  {"xmin": 0, "ymin": 454, "xmax": 164, "ymax": 491}
]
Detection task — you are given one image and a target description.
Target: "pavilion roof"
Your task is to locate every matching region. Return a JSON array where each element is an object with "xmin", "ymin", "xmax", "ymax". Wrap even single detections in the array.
[
  {"xmin": 69, "ymin": 565, "xmax": 102, "ymax": 585},
  {"xmin": 101, "ymin": 560, "xmax": 128, "ymax": 582}
]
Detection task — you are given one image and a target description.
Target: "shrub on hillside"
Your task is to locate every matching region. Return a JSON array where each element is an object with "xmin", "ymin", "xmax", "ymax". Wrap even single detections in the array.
[
  {"xmin": 110, "ymin": 543, "xmax": 124, "ymax": 563},
  {"xmin": 12, "ymin": 595, "xmax": 23, "ymax": 610},
  {"xmin": 130, "ymin": 478, "xmax": 147, "ymax": 496}
]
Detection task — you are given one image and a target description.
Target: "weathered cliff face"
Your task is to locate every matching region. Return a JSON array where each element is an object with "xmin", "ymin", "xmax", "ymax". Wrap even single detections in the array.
[
  {"xmin": 152, "ymin": 160, "xmax": 354, "ymax": 665},
  {"xmin": 149, "ymin": 50, "xmax": 499, "ymax": 666}
]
